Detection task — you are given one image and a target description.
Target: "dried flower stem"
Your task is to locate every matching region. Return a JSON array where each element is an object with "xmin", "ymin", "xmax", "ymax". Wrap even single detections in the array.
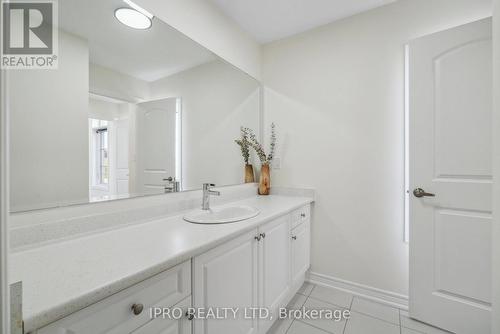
[
  {"xmin": 240, "ymin": 123, "xmax": 277, "ymax": 165},
  {"xmin": 235, "ymin": 127, "xmax": 250, "ymax": 164}
]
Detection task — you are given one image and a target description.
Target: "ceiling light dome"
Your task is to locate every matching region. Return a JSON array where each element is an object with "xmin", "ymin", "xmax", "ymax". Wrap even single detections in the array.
[{"xmin": 114, "ymin": 7, "xmax": 152, "ymax": 30}]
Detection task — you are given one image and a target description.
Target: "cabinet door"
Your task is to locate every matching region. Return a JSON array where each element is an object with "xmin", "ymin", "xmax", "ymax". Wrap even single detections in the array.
[
  {"xmin": 291, "ymin": 221, "xmax": 311, "ymax": 284},
  {"xmin": 193, "ymin": 229, "xmax": 259, "ymax": 334},
  {"xmin": 258, "ymin": 216, "xmax": 291, "ymax": 333},
  {"xmin": 131, "ymin": 297, "xmax": 191, "ymax": 334}
]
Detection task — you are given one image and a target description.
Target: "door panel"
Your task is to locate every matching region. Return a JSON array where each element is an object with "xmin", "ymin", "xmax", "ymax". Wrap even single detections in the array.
[
  {"xmin": 259, "ymin": 216, "xmax": 291, "ymax": 334},
  {"xmin": 115, "ymin": 118, "xmax": 129, "ymax": 195},
  {"xmin": 434, "ymin": 210, "xmax": 491, "ymax": 302},
  {"xmin": 193, "ymin": 230, "xmax": 259, "ymax": 334},
  {"xmin": 434, "ymin": 40, "xmax": 492, "ymax": 178},
  {"xmin": 410, "ymin": 18, "xmax": 492, "ymax": 334},
  {"xmin": 291, "ymin": 221, "xmax": 310, "ymax": 284}
]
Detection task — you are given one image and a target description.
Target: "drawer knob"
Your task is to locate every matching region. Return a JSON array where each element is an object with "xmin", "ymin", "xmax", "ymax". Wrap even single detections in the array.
[
  {"xmin": 131, "ymin": 303, "xmax": 144, "ymax": 315},
  {"xmin": 292, "ymin": 236, "xmax": 297, "ymax": 240},
  {"xmin": 186, "ymin": 311, "xmax": 194, "ymax": 320},
  {"xmin": 300, "ymin": 213, "xmax": 306, "ymax": 218}
]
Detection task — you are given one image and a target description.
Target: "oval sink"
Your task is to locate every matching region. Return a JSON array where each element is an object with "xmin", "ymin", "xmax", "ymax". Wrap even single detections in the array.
[{"xmin": 183, "ymin": 205, "xmax": 260, "ymax": 224}]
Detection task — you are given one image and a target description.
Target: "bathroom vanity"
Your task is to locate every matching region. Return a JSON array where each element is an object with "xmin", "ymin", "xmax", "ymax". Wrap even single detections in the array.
[{"xmin": 10, "ymin": 189, "xmax": 312, "ymax": 334}]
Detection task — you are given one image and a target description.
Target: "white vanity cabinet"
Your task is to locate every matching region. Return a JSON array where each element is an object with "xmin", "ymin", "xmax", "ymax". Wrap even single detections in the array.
[
  {"xmin": 35, "ymin": 261, "xmax": 192, "ymax": 334},
  {"xmin": 258, "ymin": 215, "xmax": 291, "ymax": 334},
  {"xmin": 291, "ymin": 215, "xmax": 311, "ymax": 285},
  {"xmin": 30, "ymin": 204, "xmax": 311, "ymax": 334},
  {"xmin": 192, "ymin": 229, "xmax": 260, "ymax": 334},
  {"xmin": 193, "ymin": 204, "xmax": 311, "ymax": 334}
]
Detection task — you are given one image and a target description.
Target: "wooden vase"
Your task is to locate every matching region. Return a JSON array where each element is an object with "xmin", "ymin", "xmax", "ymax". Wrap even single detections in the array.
[
  {"xmin": 258, "ymin": 164, "xmax": 271, "ymax": 195},
  {"xmin": 244, "ymin": 164, "xmax": 255, "ymax": 183}
]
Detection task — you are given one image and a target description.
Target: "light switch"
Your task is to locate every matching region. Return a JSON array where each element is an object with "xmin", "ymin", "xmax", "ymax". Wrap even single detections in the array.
[{"xmin": 273, "ymin": 157, "xmax": 281, "ymax": 170}]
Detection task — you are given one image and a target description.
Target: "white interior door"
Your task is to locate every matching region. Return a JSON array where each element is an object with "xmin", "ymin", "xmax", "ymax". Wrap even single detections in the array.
[
  {"xmin": 410, "ymin": 18, "xmax": 492, "ymax": 334},
  {"xmin": 136, "ymin": 98, "xmax": 177, "ymax": 195},
  {"xmin": 114, "ymin": 118, "xmax": 129, "ymax": 196}
]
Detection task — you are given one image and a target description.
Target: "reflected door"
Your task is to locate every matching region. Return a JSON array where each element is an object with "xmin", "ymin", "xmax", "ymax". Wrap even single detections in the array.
[
  {"xmin": 409, "ymin": 19, "xmax": 492, "ymax": 333},
  {"xmin": 136, "ymin": 98, "xmax": 178, "ymax": 195},
  {"xmin": 115, "ymin": 118, "xmax": 130, "ymax": 195}
]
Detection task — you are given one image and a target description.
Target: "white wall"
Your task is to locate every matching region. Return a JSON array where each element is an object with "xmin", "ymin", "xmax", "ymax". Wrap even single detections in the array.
[
  {"xmin": 9, "ymin": 31, "xmax": 89, "ymax": 212},
  {"xmin": 492, "ymin": 0, "xmax": 500, "ymax": 331},
  {"xmin": 90, "ymin": 64, "xmax": 150, "ymax": 102},
  {"xmin": 262, "ymin": 0, "xmax": 492, "ymax": 296},
  {"xmin": 150, "ymin": 60, "xmax": 260, "ymax": 190},
  {"xmin": 0, "ymin": 2, "xmax": 9, "ymax": 329},
  {"xmin": 89, "ymin": 98, "xmax": 122, "ymax": 121},
  {"xmin": 134, "ymin": 0, "xmax": 262, "ymax": 80}
]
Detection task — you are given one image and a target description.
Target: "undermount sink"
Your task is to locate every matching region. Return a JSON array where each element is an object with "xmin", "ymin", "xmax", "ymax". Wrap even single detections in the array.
[{"xmin": 183, "ymin": 205, "xmax": 260, "ymax": 224}]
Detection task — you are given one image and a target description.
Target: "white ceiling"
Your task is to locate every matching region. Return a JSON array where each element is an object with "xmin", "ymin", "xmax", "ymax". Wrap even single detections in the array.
[
  {"xmin": 59, "ymin": 0, "xmax": 216, "ymax": 82},
  {"xmin": 210, "ymin": 0, "xmax": 398, "ymax": 43}
]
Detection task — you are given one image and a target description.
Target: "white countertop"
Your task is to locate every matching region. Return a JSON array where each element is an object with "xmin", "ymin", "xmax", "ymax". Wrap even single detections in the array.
[{"xmin": 9, "ymin": 195, "xmax": 313, "ymax": 332}]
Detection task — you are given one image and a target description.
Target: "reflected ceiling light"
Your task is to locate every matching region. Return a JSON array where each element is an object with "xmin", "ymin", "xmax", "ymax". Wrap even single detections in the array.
[{"xmin": 115, "ymin": 0, "xmax": 154, "ymax": 30}]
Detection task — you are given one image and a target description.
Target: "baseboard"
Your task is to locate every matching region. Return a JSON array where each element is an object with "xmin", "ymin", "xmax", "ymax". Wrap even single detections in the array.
[{"xmin": 307, "ymin": 272, "xmax": 409, "ymax": 310}]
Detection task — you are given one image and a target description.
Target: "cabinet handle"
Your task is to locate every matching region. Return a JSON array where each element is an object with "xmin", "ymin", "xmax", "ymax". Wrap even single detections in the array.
[
  {"xmin": 131, "ymin": 303, "xmax": 144, "ymax": 315},
  {"xmin": 260, "ymin": 233, "xmax": 266, "ymax": 239},
  {"xmin": 186, "ymin": 311, "xmax": 194, "ymax": 320},
  {"xmin": 292, "ymin": 236, "xmax": 297, "ymax": 240},
  {"xmin": 300, "ymin": 213, "xmax": 306, "ymax": 218},
  {"xmin": 255, "ymin": 235, "xmax": 262, "ymax": 241}
]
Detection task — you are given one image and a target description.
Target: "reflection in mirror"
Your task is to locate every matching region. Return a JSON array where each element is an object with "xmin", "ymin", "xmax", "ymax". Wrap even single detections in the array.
[{"xmin": 8, "ymin": 0, "xmax": 260, "ymax": 212}]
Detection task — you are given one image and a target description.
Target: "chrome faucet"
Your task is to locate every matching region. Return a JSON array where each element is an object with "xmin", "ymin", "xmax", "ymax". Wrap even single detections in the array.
[
  {"xmin": 202, "ymin": 183, "xmax": 220, "ymax": 210},
  {"xmin": 163, "ymin": 177, "xmax": 180, "ymax": 193}
]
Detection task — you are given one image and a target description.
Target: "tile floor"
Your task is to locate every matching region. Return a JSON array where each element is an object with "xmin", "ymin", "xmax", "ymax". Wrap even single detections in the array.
[{"xmin": 267, "ymin": 282, "xmax": 454, "ymax": 334}]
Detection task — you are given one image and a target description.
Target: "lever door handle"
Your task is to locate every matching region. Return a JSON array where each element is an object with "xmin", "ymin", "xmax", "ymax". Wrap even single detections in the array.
[{"xmin": 413, "ymin": 188, "xmax": 435, "ymax": 198}]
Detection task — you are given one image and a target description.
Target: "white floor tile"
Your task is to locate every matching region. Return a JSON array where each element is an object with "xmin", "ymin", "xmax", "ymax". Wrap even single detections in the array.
[
  {"xmin": 309, "ymin": 285, "xmax": 353, "ymax": 308},
  {"xmin": 344, "ymin": 312, "xmax": 400, "ymax": 334},
  {"xmin": 297, "ymin": 282, "xmax": 314, "ymax": 296},
  {"xmin": 287, "ymin": 321, "xmax": 331, "ymax": 334},
  {"xmin": 400, "ymin": 310, "xmax": 455, "ymax": 334},
  {"xmin": 350, "ymin": 297, "xmax": 399, "ymax": 324},
  {"xmin": 299, "ymin": 296, "xmax": 348, "ymax": 334},
  {"xmin": 267, "ymin": 294, "xmax": 308, "ymax": 334}
]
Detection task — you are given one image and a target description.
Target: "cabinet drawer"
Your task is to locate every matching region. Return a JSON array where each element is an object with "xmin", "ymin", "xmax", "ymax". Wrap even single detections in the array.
[
  {"xmin": 291, "ymin": 204, "xmax": 310, "ymax": 229},
  {"xmin": 38, "ymin": 261, "xmax": 191, "ymax": 334},
  {"xmin": 131, "ymin": 297, "xmax": 192, "ymax": 334}
]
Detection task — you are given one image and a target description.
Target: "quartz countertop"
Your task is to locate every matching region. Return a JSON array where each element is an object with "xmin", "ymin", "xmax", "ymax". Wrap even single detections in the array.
[{"xmin": 9, "ymin": 195, "xmax": 313, "ymax": 332}]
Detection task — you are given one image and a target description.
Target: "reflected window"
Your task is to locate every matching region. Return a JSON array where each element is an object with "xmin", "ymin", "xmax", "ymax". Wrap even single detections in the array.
[{"xmin": 90, "ymin": 119, "xmax": 109, "ymax": 187}]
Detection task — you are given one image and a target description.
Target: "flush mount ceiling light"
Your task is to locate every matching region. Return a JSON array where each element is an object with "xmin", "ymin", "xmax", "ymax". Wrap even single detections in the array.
[{"xmin": 115, "ymin": 0, "xmax": 154, "ymax": 30}]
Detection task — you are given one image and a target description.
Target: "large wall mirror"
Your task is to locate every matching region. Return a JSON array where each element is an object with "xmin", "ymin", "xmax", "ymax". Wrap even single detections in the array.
[{"xmin": 8, "ymin": 0, "xmax": 261, "ymax": 212}]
